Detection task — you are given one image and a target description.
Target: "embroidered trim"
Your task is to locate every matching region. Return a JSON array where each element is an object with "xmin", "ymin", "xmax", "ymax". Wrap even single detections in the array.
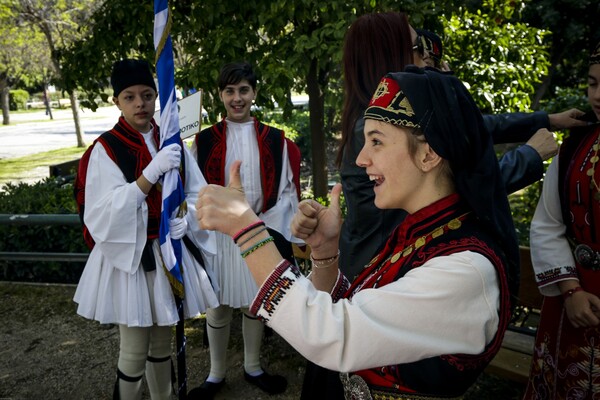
[
  {"xmin": 351, "ymin": 212, "xmax": 470, "ymax": 295},
  {"xmin": 331, "ymin": 271, "xmax": 350, "ymax": 302},
  {"xmin": 535, "ymin": 265, "xmax": 578, "ymax": 286},
  {"xmin": 250, "ymin": 260, "xmax": 302, "ymax": 323}
]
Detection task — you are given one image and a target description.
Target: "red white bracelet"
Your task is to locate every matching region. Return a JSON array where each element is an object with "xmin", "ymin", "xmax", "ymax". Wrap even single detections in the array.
[
  {"xmin": 232, "ymin": 220, "xmax": 265, "ymax": 243},
  {"xmin": 562, "ymin": 286, "xmax": 584, "ymax": 300}
]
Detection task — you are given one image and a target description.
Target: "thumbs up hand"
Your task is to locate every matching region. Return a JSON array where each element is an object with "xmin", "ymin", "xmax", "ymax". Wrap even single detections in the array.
[
  {"xmin": 291, "ymin": 183, "xmax": 343, "ymax": 258},
  {"xmin": 196, "ymin": 160, "xmax": 258, "ymax": 237}
]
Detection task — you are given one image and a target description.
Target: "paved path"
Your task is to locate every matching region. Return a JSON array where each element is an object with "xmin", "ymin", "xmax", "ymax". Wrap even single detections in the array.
[{"xmin": 0, "ymin": 106, "xmax": 121, "ymax": 160}]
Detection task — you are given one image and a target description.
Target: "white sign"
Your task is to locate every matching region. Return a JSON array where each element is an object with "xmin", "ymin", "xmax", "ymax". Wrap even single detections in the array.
[{"xmin": 153, "ymin": 90, "xmax": 203, "ymax": 139}]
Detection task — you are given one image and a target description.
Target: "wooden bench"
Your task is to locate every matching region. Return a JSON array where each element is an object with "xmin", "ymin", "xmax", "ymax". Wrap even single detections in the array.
[
  {"xmin": 293, "ymin": 244, "xmax": 543, "ymax": 384},
  {"xmin": 49, "ymin": 158, "xmax": 80, "ymax": 177}
]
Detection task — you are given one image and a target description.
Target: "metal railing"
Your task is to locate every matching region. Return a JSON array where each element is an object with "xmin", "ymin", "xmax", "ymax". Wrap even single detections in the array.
[{"xmin": 0, "ymin": 214, "xmax": 89, "ymax": 262}]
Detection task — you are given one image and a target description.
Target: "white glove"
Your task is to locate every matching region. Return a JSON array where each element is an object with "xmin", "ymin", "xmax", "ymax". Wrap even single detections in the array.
[
  {"xmin": 142, "ymin": 143, "xmax": 182, "ymax": 184},
  {"xmin": 169, "ymin": 217, "xmax": 188, "ymax": 239}
]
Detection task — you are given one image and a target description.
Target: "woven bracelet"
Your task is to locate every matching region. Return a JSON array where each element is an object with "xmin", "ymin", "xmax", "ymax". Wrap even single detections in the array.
[
  {"xmin": 310, "ymin": 250, "xmax": 340, "ymax": 269},
  {"xmin": 233, "ymin": 220, "xmax": 265, "ymax": 243},
  {"xmin": 241, "ymin": 236, "xmax": 274, "ymax": 258},
  {"xmin": 237, "ymin": 226, "xmax": 268, "ymax": 247}
]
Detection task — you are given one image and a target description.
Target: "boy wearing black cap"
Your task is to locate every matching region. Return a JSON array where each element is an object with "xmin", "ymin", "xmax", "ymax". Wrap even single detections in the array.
[{"xmin": 73, "ymin": 59, "xmax": 219, "ymax": 399}]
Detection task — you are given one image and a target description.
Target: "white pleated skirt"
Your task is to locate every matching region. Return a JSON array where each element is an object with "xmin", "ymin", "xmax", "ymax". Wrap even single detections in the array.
[
  {"xmin": 74, "ymin": 239, "xmax": 219, "ymax": 327},
  {"xmin": 212, "ymin": 231, "xmax": 260, "ymax": 308}
]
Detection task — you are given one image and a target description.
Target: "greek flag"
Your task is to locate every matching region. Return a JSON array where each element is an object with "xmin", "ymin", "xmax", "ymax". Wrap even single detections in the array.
[
  {"xmin": 154, "ymin": 4, "xmax": 189, "ymax": 398},
  {"xmin": 154, "ymin": 0, "xmax": 185, "ymax": 297}
]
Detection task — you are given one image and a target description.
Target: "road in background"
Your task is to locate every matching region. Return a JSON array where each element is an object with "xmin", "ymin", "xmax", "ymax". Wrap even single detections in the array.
[{"xmin": 0, "ymin": 106, "xmax": 121, "ymax": 160}]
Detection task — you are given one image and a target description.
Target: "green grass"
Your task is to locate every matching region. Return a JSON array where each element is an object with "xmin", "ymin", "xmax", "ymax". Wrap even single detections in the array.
[{"xmin": 0, "ymin": 146, "xmax": 87, "ymax": 183}]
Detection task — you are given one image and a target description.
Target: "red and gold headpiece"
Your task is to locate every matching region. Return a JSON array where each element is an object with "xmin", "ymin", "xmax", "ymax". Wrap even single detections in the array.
[{"xmin": 364, "ymin": 77, "xmax": 421, "ymax": 129}]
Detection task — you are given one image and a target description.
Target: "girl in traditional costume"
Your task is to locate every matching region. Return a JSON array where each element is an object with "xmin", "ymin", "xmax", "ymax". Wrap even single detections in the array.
[
  {"xmin": 523, "ymin": 41, "xmax": 600, "ymax": 399},
  {"xmin": 196, "ymin": 67, "xmax": 520, "ymax": 399}
]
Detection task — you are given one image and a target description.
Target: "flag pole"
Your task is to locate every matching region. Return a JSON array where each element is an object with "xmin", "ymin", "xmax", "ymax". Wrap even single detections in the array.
[{"xmin": 153, "ymin": 1, "xmax": 187, "ymax": 398}]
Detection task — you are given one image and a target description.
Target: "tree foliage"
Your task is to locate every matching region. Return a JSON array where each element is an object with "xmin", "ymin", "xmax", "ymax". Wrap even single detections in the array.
[
  {"xmin": 0, "ymin": 2, "xmax": 50, "ymax": 124},
  {"xmin": 56, "ymin": 0, "xmax": 595, "ymax": 197},
  {"xmin": 521, "ymin": 0, "xmax": 600, "ymax": 106},
  {"xmin": 61, "ymin": 0, "xmax": 440, "ymax": 197},
  {"xmin": 443, "ymin": 0, "xmax": 551, "ymax": 114},
  {"xmin": 8, "ymin": 0, "xmax": 103, "ymax": 146}
]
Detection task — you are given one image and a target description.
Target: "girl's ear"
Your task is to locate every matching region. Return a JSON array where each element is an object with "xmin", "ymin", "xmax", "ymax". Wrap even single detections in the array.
[{"xmin": 418, "ymin": 143, "xmax": 443, "ymax": 172}]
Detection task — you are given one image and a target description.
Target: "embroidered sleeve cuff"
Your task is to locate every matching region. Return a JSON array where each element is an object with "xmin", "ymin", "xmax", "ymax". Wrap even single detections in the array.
[
  {"xmin": 250, "ymin": 259, "xmax": 303, "ymax": 323},
  {"xmin": 331, "ymin": 270, "xmax": 350, "ymax": 302},
  {"xmin": 536, "ymin": 265, "xmax": 579, "ymax": 296}
]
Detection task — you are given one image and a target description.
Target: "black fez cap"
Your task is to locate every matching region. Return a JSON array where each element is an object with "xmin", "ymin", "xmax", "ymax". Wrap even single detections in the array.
[
  {"xmin": 111, "ymin": 59, "xmax": 157, "ymax": 97},
  {"xmin": 365, "ymin": 66, "xmax": 520, "ymax": 302}
]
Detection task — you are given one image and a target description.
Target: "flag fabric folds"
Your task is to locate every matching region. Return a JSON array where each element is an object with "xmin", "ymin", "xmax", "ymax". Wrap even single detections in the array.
[
  {"xmin": 154, "ymin": 0, "xmax": 185, "ymax": 297},
  {"xmin": 154, "ymin": 1, "xmax": 188, "ymax": 398}
]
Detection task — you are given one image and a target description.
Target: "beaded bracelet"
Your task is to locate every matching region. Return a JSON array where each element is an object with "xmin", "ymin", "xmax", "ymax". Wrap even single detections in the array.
[
  {"xmin": 562, "ymin": 286, "xmax": 584, "ymax": 300},
  {"xmin": 310, "ymin": 250, "xmax": 340, "ymax": 269},
  {"xmin": 237, "ymin": 226, "xmax": 268, "ymax": 247},
  {"xmin": 241, "ymin": 236, "xmax": 274, "ymax": 258},
  {"xmin": 233, "ymin": 220, "xmax": 265, "ymax": 244}
]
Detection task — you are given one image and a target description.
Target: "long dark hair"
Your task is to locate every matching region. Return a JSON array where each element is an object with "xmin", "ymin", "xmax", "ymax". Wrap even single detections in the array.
[{"xmin": 337, "ymin": 12, "xmax": 414, "ymax": 166}]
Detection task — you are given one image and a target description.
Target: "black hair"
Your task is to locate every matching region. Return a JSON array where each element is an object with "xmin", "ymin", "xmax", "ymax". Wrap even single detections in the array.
[{"xmin": 217, "ymin": 62, "xmax": 257, "ymax": 91}]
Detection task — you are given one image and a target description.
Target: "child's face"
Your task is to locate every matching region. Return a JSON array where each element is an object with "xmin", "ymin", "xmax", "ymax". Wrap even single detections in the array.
[
  {"xmin": 219, "ymin": 79, "xmax": 256, "ymax": 123},
  {"xmin": 357, "ymin": 119, "xmax": 426, "ymax": 212},
  {"xmin": 113, "ymin": 85, "xmax": 157, "ymax": 132}
]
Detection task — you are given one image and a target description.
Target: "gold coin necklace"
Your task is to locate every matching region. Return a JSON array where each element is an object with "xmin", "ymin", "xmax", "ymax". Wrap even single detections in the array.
[{"xmin": 586, "ymin": 132, "xmax": 600, "ymax": 201}]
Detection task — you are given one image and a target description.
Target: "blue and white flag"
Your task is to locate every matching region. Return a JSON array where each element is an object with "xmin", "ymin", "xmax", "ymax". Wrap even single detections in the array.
[
  {"xmin": 154, "ymin": 0, "xmax": 185, "ymax": 297},
  {"xmin": 154, "ymin": 3, "xmax": 189, "ymax": 398}
]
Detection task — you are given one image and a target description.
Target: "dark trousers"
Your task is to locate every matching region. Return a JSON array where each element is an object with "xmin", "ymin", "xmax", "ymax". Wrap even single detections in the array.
[{"xmin": 300, "ymin": 360, "xmax": 344, "ymax": 400}]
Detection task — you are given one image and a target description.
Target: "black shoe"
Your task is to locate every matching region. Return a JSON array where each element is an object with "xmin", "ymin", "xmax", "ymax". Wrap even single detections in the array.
[
  {"xmin": 188, "ymin": 378, "xmax": 225, "ymax": 400},
  {"xmin": 244, "ymin": 371, "xmax": 287, "ymax": 395}
]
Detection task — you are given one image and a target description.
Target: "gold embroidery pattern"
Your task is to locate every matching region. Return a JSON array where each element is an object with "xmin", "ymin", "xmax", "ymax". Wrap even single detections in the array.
[
  {"xmin": 586, "ymin": 132, "xmax": 600, "ymax": 201},
  {"xmin": 396, "ymin": 92, "xmax": 415, "ymax": 117},
  {"xmin": 373, "ymin": 80, "xmax": 390, "ymax": 100},
  {"xmin": 365, "ymin": 213, "xmax": 469, "ymax": 271}
]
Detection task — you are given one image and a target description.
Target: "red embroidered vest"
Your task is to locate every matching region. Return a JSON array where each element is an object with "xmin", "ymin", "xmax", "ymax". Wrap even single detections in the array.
[
  {"xmin": 344, "ymin": 194, "xmax": 512, "ymax": 397},
  {"xmin": 558, "ymin": 124, "xmax": 600, "ymax": 287},
  {"xmin": 75, "ymin": 117, "xmax": 185, "ymax": 247},
  {"xmin": 195, "ymin": 118, "xmax": 300, "ymax": 213}
]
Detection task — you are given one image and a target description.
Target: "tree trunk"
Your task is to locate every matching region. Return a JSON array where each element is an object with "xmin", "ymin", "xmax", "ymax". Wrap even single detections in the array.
[
  {"xmin": 532, "ymin": 64, "xmax": 555, "ymax": 110},
  {"xmin": 43, "ymin": 85, "xmax": 53, "ymax": 120},
  {"xmin": 1, "ymin": 80, "xmax": 9, "ymax": 126},
  {"xmin": 306, "ymin": 58, "xmax": 328, "ymax": 199},
  {"xmin": 69, "ymin": 90, "xmax": 86, "ymax": 147}
]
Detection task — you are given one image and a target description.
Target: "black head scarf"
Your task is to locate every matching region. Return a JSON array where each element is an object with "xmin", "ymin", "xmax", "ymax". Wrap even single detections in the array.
[{"xmin": 364, "ymin": 66, "xmax": 520, "ymax": 302}]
